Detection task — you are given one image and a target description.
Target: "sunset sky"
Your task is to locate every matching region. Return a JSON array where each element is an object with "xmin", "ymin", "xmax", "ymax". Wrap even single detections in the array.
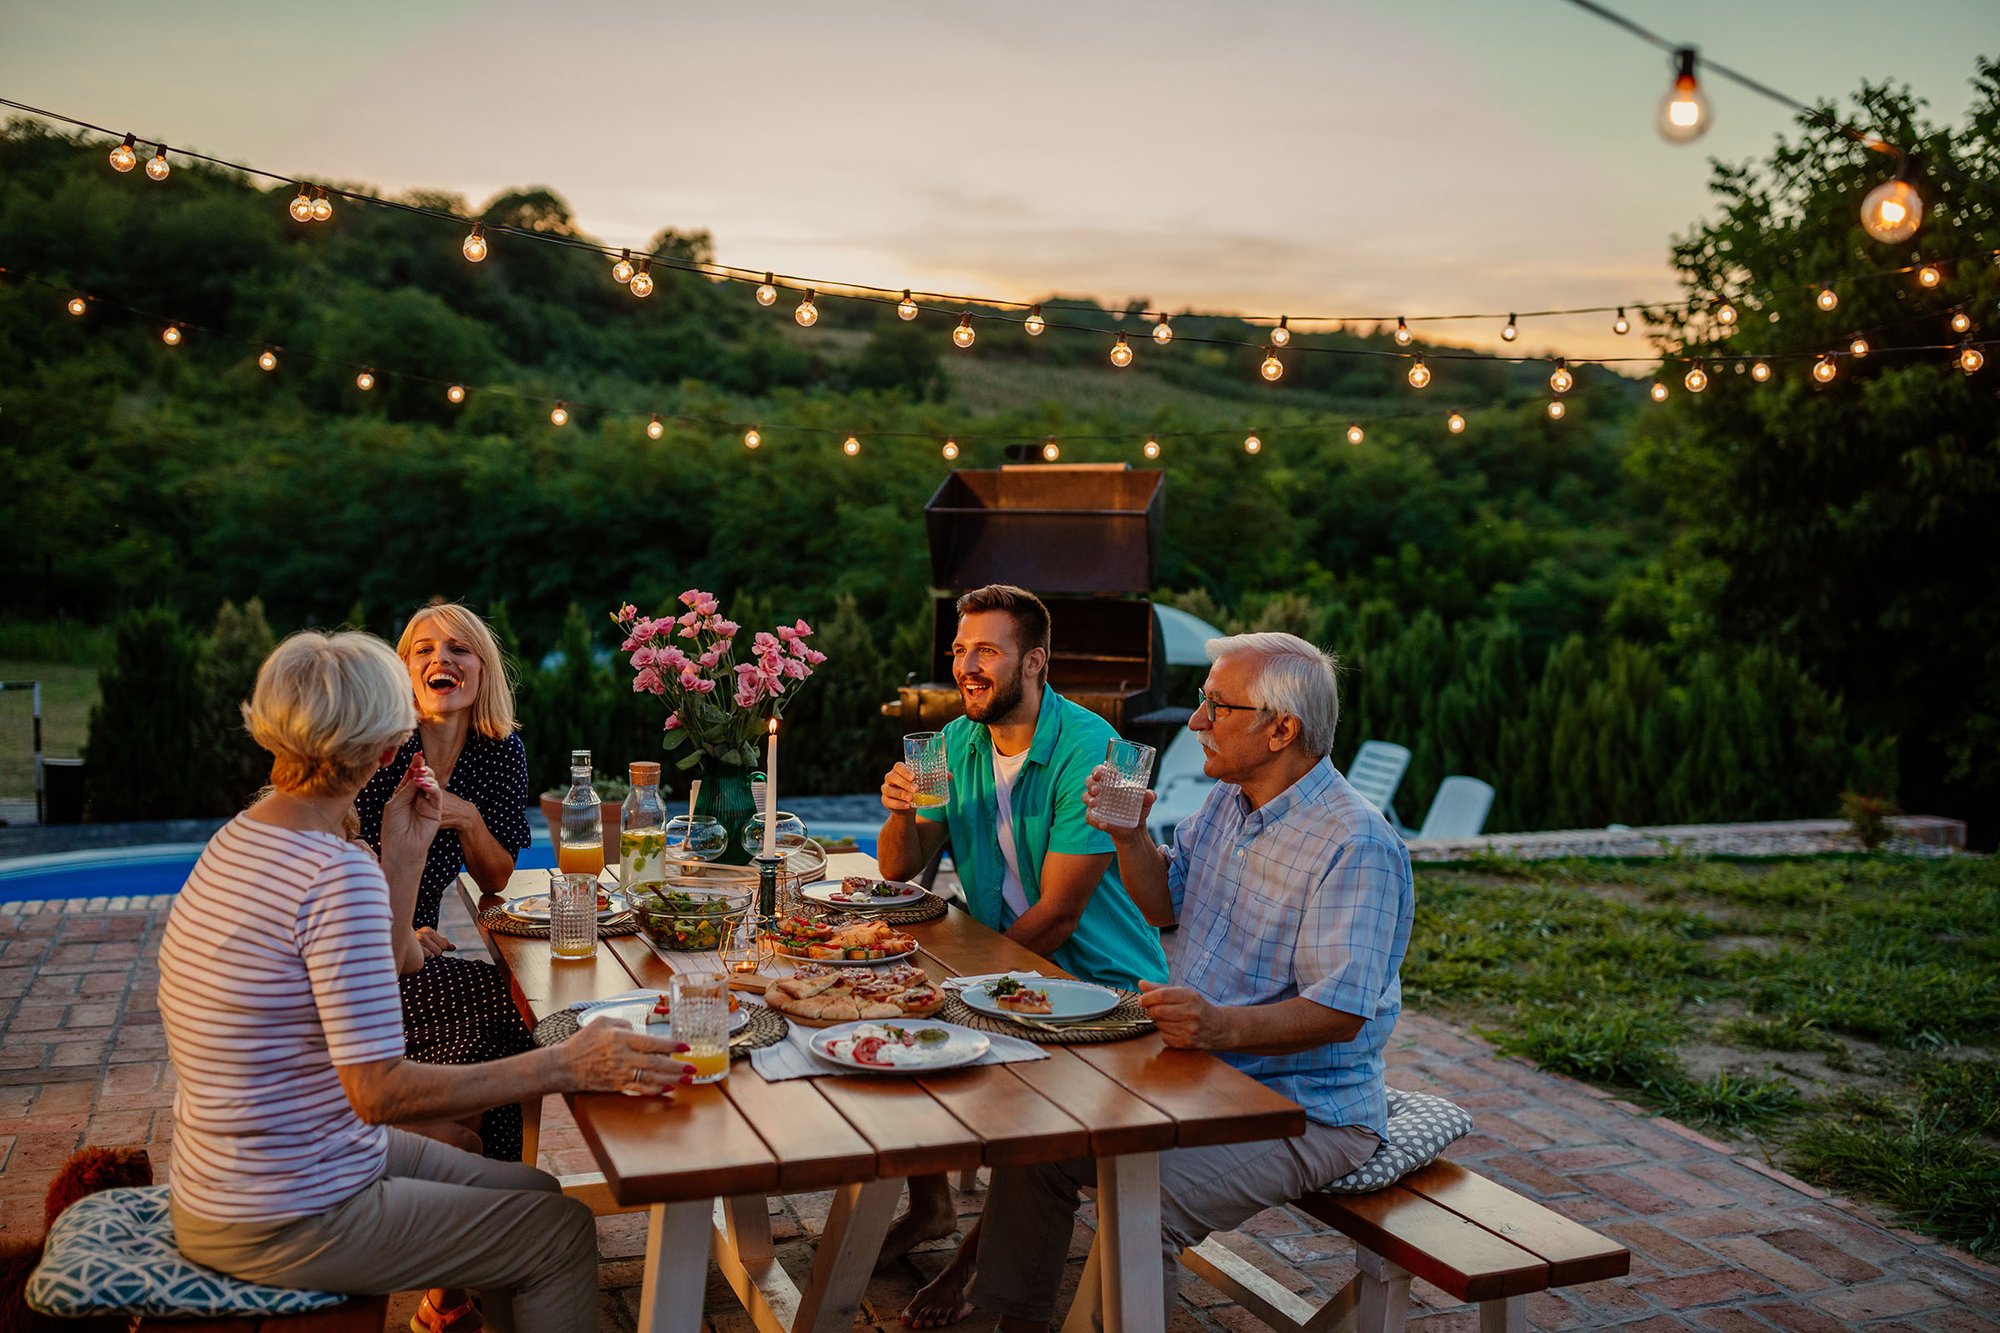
[{"xmin": 4, "ymin": 0, "xmax": 1989, "ymax": 359}]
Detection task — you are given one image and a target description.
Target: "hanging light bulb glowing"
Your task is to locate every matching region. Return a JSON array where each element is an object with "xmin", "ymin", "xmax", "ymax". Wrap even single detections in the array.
[
  {"xmin": 1684, "ymin": 360, "xmax": 1708, "ymax": 393},
  {"xmin": 953, "ymin": 314, "xmax": 976, "ymax": 348},
  {"xmin": 1849, "ymin": 335, "xmax": 1869, "ymax": 358},
  {"xmin": 1042, "ymin": 439, "xmax": 1061, "ymax": 461},
  {"xmin": 108, "ymin": 133, "xmax": 137, "ymax": 172},
  {"xmin": 755, "ymin": 274, "xmax": 777, "ymax": 306},
  {"xmin": 744, "ymin": 428, "xmax": 762, "ymax": 449},
  {"xmin": 1142, "ymin": 436, "xmax": 1160, "ymax": 459},
  {"xmin": 1153, "ymin": 318, "xmax": 1174, "ymax": 345},
  {"xmin": 630, "ymin": 261, "xmax": 654, "ymax": 298},
  {"xmin": 447, "ymin": 384, "xmax": 466, "ymax": 404},
  {"xmin": 1649, "ymin": 381, "xmax": 1669, "ymax": 402},
  {"xmin": 289, "ymin": 188, "xmax": 314, "ymax": 222},
  {"xmin": 356, "ymin": 369, "xmax": 376, "ymax": 392},
  {"xmin": 843, "ymin": 434, "xmax": 861, "ymax": 457},
  {"xmin": 461, "ymin": 224, "xmax": 488, "ymax": 263},
  {"xmin": 1446, "ymin": 412, "xmax": 1466, "ymax": 434},
  {"xmin": 1243, "ymin": 433, "xmax": 1262, "ymax": 454},
  {"xmin": 310, "ymin": 188, "xmax": 332, "ymax": 222},
  {"xmin": 1024, "ymin": 305, "xmax": 1046, "ymax": 336},
  {"xmin": 161, "ymin": 325, "xmax": 181, "ymax": 346},
  {"xmin": 1260, "ymin": 348, "xmax": 1284, "ymax": 381},
  {"xmin": 1501, "ymin": 314, "xmax": 1518, "ymax": 342},
  {"xmin": 1110, "ymin": 333, "xmax": 1133, "ymax": 367},
  {"xmin": 1394, "ymin": 317, "xmax": 1413, "ymax": 346},
  {"xmin": 1549, "ymin": 359, "xmax": 1573, "ymax": 394},
  {"xmin": 1860, "ymin": 158, "xmax": 1925, "ymax": 244},
  {"xmin": 1917, "ymin": 264, "xmax": 1941, "ymax": 288},
  {"xmin": 611, "ymin": 250, "xmax": 635, "ymax": 284},
  {"xmin": 1813, "ymin": 356, "xmax": 1837, "ymax": 383},
  {"xmin": 1547, "ymin": 400, "xmax": 1566, "ymax": 420},
  {"xmin": 794, "ymin": 289, "xmax": 818, "ymax": 326},
  {"xmin": 1751, "ymin": 360, "xmax": 1771, "ymax": 382},
  {"xmin": 257, "ymin": 348, "xmax": 277, "ymax": 372},
  {"xmin": 1961, "ymin": 345, "xmax": 1986, "ymax": 374},
  {"xmin": 896, "ymin": 290, "xmax": 918, "ymax": 321},
  {"xmin": 647, "ymin": 415, "xmax": 664, "ymax": 440},
  {"xmin": 550, "ymin": 402, "xmax": 569, "ymax": 427},
  {"xmin": 66, "ymin": 296, "xmax": 86, "ymax": 317},
  {"xmin": 1816, "ymin": 287, "xmax": 1839, "ymax": 312},
  {"xmin": 1346, "ymin": 424, "xmax": 1364, "ymax": 445},
  {"xmin": 943, "ymin": 438, "xmax": 959, "ymax": 460},
  {"xmin": 1951, "ymin": 310, "xmax": 1972, "ymax": 335},
  {"xmin": 1716, "ymin": 301, "xmax": 1737, "ymax": 327},
  {"xmin": 1658, "ymin": 48, "xmax": 1710, "ymax": 143},
  {"xmin": 1614, "ymin": 307, "xmax": 1631, "ymax": 335},
  {"xmin": 1270, "ymin": 317, "xmax": 1291, "ymax": 347},
  {"xmin": 145, "ymin": 146, "xmax": 170, "ymax": 181},
  {"xmin": 1407, "ymin": 355, "xmax": 1431, "ymax": 389}
]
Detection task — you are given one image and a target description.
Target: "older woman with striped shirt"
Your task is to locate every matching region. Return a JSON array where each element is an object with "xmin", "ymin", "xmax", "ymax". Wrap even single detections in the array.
[{"xmin": 159, "ymin": 630, "xmax": 691, "ymax": 1333}]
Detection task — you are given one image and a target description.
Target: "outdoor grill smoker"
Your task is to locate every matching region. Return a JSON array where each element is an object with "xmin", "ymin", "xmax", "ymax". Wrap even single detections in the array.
[{"xmin": 880, "ymin": 462, "xmax": 1191, "ymax": 758}]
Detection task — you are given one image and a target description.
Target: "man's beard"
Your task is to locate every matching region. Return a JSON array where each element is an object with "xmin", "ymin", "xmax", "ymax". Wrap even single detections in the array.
[{"xmin": 960, "ymin": 663, "xmax": 1027, "ymax": 724}]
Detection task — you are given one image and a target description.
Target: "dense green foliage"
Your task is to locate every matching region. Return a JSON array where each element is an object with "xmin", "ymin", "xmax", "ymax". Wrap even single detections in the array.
[{"xmin": 1406, "ymin": 855, "xmax": 2000, "ymax": 1253}]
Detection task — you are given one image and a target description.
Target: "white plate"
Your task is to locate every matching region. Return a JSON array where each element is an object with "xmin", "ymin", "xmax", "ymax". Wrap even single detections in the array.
[
  {"xmin": 800, "ymin": 878, "xmax": 927, "ymax": 910},
  {"xmin": 503, "ymin": 889, "xmax": 632, "ymax": 923},
  {"xmin": 958, "ymin": 977, "xmax": 1121, "ymax": 1023},
  {"xmin": 773, "ymin": 946, "xmax": 917, "ymax": 968},
  {"xmin": 579, "ymin": 995, "xmax": 751, "ymax": 1036},
  {"xmin": 808, "ymin": 1020, "xmax": 990, "ymax": 1073}
]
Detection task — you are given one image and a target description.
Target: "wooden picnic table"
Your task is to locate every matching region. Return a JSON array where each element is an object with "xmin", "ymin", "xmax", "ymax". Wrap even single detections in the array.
[{"xmin": 460, "ymin": 859, "xmax": 1305, "ymax": 1333}]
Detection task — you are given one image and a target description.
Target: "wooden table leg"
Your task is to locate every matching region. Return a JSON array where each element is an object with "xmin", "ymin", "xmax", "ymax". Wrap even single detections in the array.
[
  {"xmin": 1096, "ymin": 1151, "xmax": 1164, "ymax": 1332},
  {"xmin": 792, "ymin": 1176, "xmax": 903, "ymax": 1333},
  {"xmin": 635, "ymin": 1199, "xmax": 714, "ymax": 1333}
]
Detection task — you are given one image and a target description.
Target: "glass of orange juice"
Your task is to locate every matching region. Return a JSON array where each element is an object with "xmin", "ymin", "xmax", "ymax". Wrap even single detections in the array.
[
  {"xmin": 904, "ymin": 732, "xmax": 950, "ymax": 808},
  {"xmin": 669, "ymin": 973, "xmax": 730, "ymax": 1082},
  {"xmin": 557, "ymin": 839, "xmax": 605, "ymax": 877}
]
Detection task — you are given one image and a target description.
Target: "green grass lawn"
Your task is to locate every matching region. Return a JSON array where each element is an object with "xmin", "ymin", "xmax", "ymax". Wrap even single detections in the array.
[
  {"xmin": 0, "ymin": 660, "xmax": 99, "ymax": 800},
  {"xmin": 1408, "ymin": 854, "xmax": 2000, "ymax": 1257}
]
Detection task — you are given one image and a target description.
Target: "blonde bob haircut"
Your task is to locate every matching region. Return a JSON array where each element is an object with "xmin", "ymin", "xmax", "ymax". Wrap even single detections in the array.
[
  {"xmin": 396, "ymin": 600, "xmax": 518, "ymax": 738},
  {"xmin": 243, "ymin": 631, "xmax": 417, "ymax": 797}
]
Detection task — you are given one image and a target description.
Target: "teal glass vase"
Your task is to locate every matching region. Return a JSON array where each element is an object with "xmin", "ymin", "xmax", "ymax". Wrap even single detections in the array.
[{"xmin": 694, "ymin": 756, "xmax": 758, "ymax": 867}]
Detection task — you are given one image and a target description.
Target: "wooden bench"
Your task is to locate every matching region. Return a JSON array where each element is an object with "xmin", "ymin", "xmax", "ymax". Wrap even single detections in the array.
[
  {"xmin": 1175, "ymin": 1160, "xmax": 1630, "ymax": 1332},
  {"xmin": 133, "ymin": 1295, "xmax": 390, "ymax": 1330}
]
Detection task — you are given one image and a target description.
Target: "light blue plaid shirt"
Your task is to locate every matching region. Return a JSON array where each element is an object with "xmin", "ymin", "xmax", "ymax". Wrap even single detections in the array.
[{"xmin": 1165, "ymin": 756, "xmax": 1413, "ymax": 1135}]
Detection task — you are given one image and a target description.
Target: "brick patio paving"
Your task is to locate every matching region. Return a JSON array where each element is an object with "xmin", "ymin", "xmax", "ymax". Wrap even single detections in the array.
[{"xmin": 3, "ymin": 892, "xmax": 1996, "ymax": 1331}]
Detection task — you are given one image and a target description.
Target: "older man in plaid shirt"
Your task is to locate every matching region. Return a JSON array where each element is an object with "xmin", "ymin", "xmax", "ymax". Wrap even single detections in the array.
[{"xmin": 964, "ymin": 631, "xmax": 1415, "ymax": 1332}]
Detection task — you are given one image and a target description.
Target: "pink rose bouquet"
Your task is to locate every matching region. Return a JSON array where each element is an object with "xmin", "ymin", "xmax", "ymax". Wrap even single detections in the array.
[{"xmin": 612, "ymin": 591, "xmax": 826, "ymax": 769}]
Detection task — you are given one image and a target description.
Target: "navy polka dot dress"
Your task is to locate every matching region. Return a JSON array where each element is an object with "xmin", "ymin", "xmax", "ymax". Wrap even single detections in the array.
[{"xmin": 357, "ymin": 729, "xmax": 534, "ymax": 1161}]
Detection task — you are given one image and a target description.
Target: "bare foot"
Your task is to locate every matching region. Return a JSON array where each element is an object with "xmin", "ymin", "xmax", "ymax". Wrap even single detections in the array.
[
  {"xmin": 877, "ymin": 1204, "xmax": 957, "ymax": 1267},
  {"xmin": 901, "ymin": 1259, "xmax": 975, "ymax": 1328}
]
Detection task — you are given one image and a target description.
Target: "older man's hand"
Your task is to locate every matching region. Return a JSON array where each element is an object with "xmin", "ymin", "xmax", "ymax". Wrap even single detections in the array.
[
  {"xmin": 1083, "ymin": 764, "xmax": 1156, "ymax": 845},
  {"xmin": 1136, "ymin": 980, "xmax": 1232, "ymax": 1050}
]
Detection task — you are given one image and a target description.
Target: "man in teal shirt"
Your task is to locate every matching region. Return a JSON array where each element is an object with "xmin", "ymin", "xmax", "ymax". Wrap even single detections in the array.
[{"xmin": 876, "ymin": 584, "xmax": 1168, "ymax": 1320}]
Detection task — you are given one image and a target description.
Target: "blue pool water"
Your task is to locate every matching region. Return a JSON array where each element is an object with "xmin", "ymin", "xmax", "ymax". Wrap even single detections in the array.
[{"xmin": 0, "ymin": 822, "xmax": 882, "ymax": 905}]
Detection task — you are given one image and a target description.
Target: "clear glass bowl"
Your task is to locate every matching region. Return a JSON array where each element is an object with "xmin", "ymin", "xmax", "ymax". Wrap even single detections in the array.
[
  {"xmin": 632, "ymin": 881, "xmax": 755, "ymax": 952},
  {"xmin": 741, "ymin": 811, "xmax": 809, "ymax": 857}
]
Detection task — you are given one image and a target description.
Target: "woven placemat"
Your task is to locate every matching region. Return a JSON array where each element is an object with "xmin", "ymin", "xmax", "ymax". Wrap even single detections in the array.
[
  {"xmin": 532, "ymin": 1002, "xmax": 788, "ymax": 1056},
  {"xmin": 937, "ymin": 990, "xmax": 1155, "ymax": 1045},
  {"xmin": 816, "ymin": 893, "xmax": 949, "ymax": 926},
  {"xmin": 478, "ymin": 905, "xmax": 642, "ymax": 939}
]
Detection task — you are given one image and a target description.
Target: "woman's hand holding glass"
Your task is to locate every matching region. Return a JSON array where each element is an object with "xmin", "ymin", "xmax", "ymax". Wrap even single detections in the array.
[{"xmin": 558, "ymin": 1019, "xmax": 697, "ymax": 1097}]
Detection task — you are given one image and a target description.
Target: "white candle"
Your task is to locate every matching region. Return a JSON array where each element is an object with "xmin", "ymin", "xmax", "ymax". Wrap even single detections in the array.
[{"xmin": 762, "ymin": 719, "xmax": 779, "ymax": 856}]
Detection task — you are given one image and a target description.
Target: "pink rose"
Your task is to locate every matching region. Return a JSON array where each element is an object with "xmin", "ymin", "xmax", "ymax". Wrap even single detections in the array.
[
  {"xmin": 712, "ymin": 618, "xmax": 738, "ymax": 639},
  {"xmin": 793, "ymin": 619, "xmax": 813, "ymax": 638},
  {"xmin": 615, "ymin": 603, "xmax": 637, "ymax": 623},
  {"xmin": 753, "ymin": 631, "xmax": 780, "ymax": 657},
  {"xmin": 664, "ymin": 712, "xmax": 682, "ymax": 731},
  {"xmin": 802, "ymin": 647, "xmax": 826, "ymax": 666},
  {"xmin": 631, "ymin": 644, "xmax": 657, "ymax": 670},
  {"xmin": 688, "ymin": 676, "xmax": 717, "ymax": 695},
  {"xmin": 734, "ymin": 681, "xmax": 760, "ymax": 709},
  {"xmin": 633, "ymin": 666, "xmax": 665, "ymax": 695},
  {"xmin": 658, "ymin": 646, "xmax": 689, "ymax": 672},
  {"xmin": 678, "ymin": 589, "xmax": 705, "ymax": 607},
  {"xmin": 698, "ymin": 648, "xmax": 722, "ymax": 669},
  {"xmin": 780, "ymin": 657, "xmax": 808, "ymax": 681},
  {"xmin": 694, "ymin": 595, "xmax": 720, "ymax": 617}
]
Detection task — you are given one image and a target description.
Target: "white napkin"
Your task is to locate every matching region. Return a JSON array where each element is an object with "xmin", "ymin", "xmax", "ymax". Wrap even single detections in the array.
[
  {"xmin": 751, "ymin": 1021, "xmax": 1045, "ymax": 1081},
  {"xmin": 942, "ymin": 970, "xmax": 1045, "ymax": 992}
]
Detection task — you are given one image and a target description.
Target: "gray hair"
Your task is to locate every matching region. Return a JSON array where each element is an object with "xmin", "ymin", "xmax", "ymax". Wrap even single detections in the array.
[{"xmin": 1205, "ymin": 631, "xmax": 1340, "ymax": 757}]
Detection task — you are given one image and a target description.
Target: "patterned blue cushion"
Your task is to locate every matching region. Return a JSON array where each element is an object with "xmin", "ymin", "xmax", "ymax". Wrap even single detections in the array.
[
  {"xmin": 1318, "ymin": 1087, "xmax": 1471, "ymax": 1194},
  {"xmin": 26, "ymin": 1186, "xmax": 347, "ymax": 1318}
]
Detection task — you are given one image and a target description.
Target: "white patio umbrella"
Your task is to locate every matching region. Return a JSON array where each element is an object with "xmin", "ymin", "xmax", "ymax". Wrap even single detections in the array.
[{"xmin": 1154, "ymin": 604, "xmax": 1225, "ymax": 666}]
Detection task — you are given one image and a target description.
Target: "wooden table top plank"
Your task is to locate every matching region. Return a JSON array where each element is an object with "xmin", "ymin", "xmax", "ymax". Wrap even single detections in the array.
[
  {"xmin": 1399, "ymin": 1160, "xmax": 1631, "ymax": 1287},
  {"xmin": 913, "ymin": 1064, "xmax": 1092, "ymax": 1166},
  {"xmin": 720, "ymin": 1072, "xmax": 882, "ymax": 1194},
  {"xmin": 1295, "ymin": 1186, "xmax": 1550, "ymax": 1302},
  {"xmin": 1069, "ymin": 1039, "xmax": 1307, "ymax": 1147},
  {"xmin": 573, "ymin": 1082, "xmax": 781, "ymax": 1205},
  {"xmin": 1000, "ymin": 1051, "xmax": 1178, "ymax": 1156},
  {"xmin": 912, "ymin": 906, "xmax": 1078, "ymax": 981},
  {"xmin": 812, "ymin": 1076, "xmax": 986, "ymax": 1178}
]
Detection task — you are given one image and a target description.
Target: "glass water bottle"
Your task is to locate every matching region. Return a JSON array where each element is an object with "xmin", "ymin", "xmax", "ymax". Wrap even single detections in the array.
[
  {"xmin": 619, "ymin": 761, "xmax": 668, "ymax": 892},
  {"xmin": 557, "ymin": 750, "xmax": 604, "ymax": 877}
]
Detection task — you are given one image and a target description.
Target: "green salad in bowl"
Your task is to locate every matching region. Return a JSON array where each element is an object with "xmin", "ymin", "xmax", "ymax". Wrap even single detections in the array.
[{"xmin": 634, "ymin": 884, "xmax": 754, "ymax": 952}]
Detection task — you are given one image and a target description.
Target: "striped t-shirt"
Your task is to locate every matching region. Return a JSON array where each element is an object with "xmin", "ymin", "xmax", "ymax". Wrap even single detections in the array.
[{"xmin": 158, "ymin": 814, "xmax": 407, "ymax": 1222}]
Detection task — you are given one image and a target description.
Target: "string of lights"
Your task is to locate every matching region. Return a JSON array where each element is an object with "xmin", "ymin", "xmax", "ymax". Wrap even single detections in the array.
[{"xmin": 3, "ymin": 93, "xmax": 1992, "ymax": 376}]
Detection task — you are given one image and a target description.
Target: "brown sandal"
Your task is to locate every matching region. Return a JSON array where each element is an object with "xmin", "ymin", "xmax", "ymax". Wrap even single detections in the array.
[{"xmin": 411, "ymin": 1288, "xmax": 482, "ymax": 1332}]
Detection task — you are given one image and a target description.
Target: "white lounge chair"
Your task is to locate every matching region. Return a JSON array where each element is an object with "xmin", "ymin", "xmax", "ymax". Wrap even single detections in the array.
[
  {"xmin": 1344, "ymin": 740, "xmax": 1412, "ymax": 827},
  {"xmin": 1145, "ymin": 728, "xmax": 1213, "ymax": 842},
  {"xmin": 1413, "ymin": 776, "xmax": 1495, "ymax": 840}
]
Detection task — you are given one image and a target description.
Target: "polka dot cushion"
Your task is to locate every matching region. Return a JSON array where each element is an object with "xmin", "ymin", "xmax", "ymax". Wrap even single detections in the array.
[
  {"xmin": 1318, "ymin": 1087, "xmax": 1472, "ymax": 1194},
  {"xmin": 27, "ymin": 1186, "xmax": 346, "ymax": 1318}
]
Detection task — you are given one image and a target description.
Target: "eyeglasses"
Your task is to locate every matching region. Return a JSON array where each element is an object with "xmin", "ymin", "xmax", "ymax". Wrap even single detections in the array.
[{"xmin": 1195, "ymin": 688, "xmax": 1264, "ymax": 724}]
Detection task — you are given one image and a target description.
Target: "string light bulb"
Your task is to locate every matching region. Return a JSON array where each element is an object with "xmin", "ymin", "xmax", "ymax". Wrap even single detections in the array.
[
  {"xmin": 755, "ymin": 274, "xmax": 777, "ymax": 306},
  {"xmin": 1917, "ymin": 264, "xmax": 1941, "ymax": 288},
  {"xmin": 794, "ymin": 289, "xmax": 818, "ymax": 326},
  {"xmin": 843, "ymin": 434, "xmax": 860, "ymax": 457},
  {"xmin": 550, "ymin": 402, "xmax": 569, "ymax": 427},
  {"xmin": 1143, "ymin": 436, "xmax": 1160, "ymax": 460},
  {"xmin": 1751, "ymin": 360, "xmax": 1771, "ymax": 382},
  {"xmin": 1715, "ymin": 301, "xmax": 1737, "ymax": 327},
  {"xmin": 145, "ymin": 145, "xmax": 170, "ymax": 181},
  {"xmin": 257, "ymin": 348, "xmax": 277, "ymax": 371},
  {"xmin": 1813, "ymin": 355, "xmax": 1837, "ymax": 383},
  {"xmin": 108, "ymin": 133, "xmax": 137, "ymax": 173},
  {"xmin": 1549, "ymin": 358, "xmax": 1573, "ymax": 393},
  {"xmin": 953, "ymin": 314, "xmax": 976, "ymax": 348},
  {"xmin": 647, "ymin": 414, "xmax": 664, "ymax": 439},
  {"xmin": 942, "ymin": 438, "xmax": 959, "ymax": 460},
  {"xmin": 1346, "ymin": 424, "xmax": 1364, "ymax": 445},
  {"xmin": 629, "ymin": 260, "xmax": 654, "ymax": 298},
  {"xmin": 1816, "ymin": 286, "xmax": 1838, "ymax": 312},
  {"xmin": 289, "ymin": 188, "xmax": 313, "ymax": 222},
  {"xmin": 1110, "ymin": 333, "xmax": 1133, "ymax": 367},
  {"xmin": 1270, "ymin": 316, "xmax": 1291, "ymax": 347},
  {"xmin": 1446, "ymin": 412, "xmax": 1466, "ymax": 434},
  {"xmin": 1024, "ymin": 305, "xmax": 1045, "ymax": 336},
  {"xmin": 1547, "ymin": 400, "xmax": 1566, "ymax": 420},
  {"xmin": 898, "ymin": 290, "xmax": 918, "ymax": 321},
  {"xmin": 744, "ymin": 428, "xmax": 762, "ymax": 450},
  {"xmin": 1849, "ymin": 335, "xmax": 1869, "ymax": 358},
  {"xmin": 1951, "ymin": 310, "xmax": 1972, "ymax": 335},
  {"xmin": 1649, "ymin": 381, "xmax": 1668, "ymax": 402},
  {"xmin": 1244, "ymin": 433, "xmax": 1262, "ymax": 454},
  {"xmin": 356, "ymin": 369, "xmax": 376, "ymax": 392},
  {"xmin": 1658, "ymin": 48, "xmax": 1710, "ymax": 143},
  {"xmin": 612, "ymin": 250, "xmax": 635, "ymax": 284},
  {"xmin": 447, "ymin": 383, "xmax": 466, "ymax": 404},
  {"xmin": 1394, "ymin": 317, "xmax": 1412, "ymax": 346},
  {"xmin": 1859, "ymin": 157, "xmax": 1924, "ymax": 244},
  {"xmin": 1407, "ymin": 355, "xmax": 1431, "ymax": 389},
  {"xmin": 161, "ymin": 324, "xmax": 181, "ymax": 346},
  {"xmin": 462, "ymin": 223, "xmax": 488, "ymax": 263},
  {"xmin": 1501, "ymin": 314, "xmax": 1518, "ymax": 342},
  {"xmin": 1260, "ymin": 348, "xmax": 1284, "ymax": 381},
  {"xmin": 1683, "ymin": 360, "xmax": 1708, "ymax": 393},
  {"xmin": 1042, "ymin": 438, "xmax": 1061, "ymax": 461},
  {"xmin": 66, "ymin": 296, "xmax": 86, "ymax": 317},
  {"xmin": 1961, "ymin": 345, "xmax": 1986, "ymax": 374},
  {"xmin": 1614, "ymin": 307, "xmax": 1631, "ymax": 335},
  {"xmin": 310, "ymin": 188, "xmax": 332, "ymax": 222},
  {"xmin": 1152, "ymin": 317, "xmax": 1174, "ymax": 345}
]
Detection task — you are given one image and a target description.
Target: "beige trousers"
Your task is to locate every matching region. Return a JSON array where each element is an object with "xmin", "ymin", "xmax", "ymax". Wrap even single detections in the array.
[{"xmin": 171, "ymin": 1127, "xmax": 598, "ymax": 1333}]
